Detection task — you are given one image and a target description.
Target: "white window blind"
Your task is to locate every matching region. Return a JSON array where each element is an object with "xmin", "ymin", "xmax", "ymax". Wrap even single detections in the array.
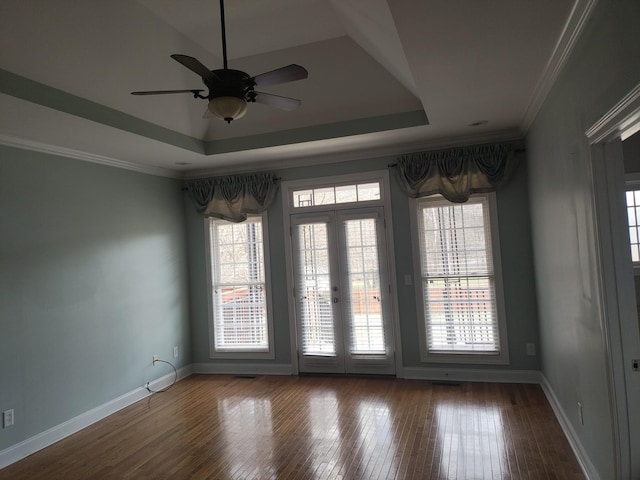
[
  {"xmin": 209, "ymin": 216, "xmax": 269, "ymax": 352},
  {"xmin": 417, "ymin": 196, "xmax": 499, "ymax": 354}
]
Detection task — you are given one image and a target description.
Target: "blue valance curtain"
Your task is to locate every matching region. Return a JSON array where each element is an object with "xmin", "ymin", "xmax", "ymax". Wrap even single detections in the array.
[
  {"xmin": 187, "ymin": 173, "xmax": 280, "ymax": 222},
  {"xmin": 394, "ymin": 143, "xmax": 517, "ymax": 203}
]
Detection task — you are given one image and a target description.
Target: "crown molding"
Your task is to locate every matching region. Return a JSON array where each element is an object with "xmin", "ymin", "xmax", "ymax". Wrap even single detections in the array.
[
  {"xmin": 0, "ymin": 134, "xmax": 181, "ymax": 179},
  {"xmin": 183, "ymin": 129, "xmax": 523, "ymax": 179},
  {"xmin": 585, "ymin": 81, "xmax": 640, "ymax": 143},
  {"xmin": 520, "ymin": 0, "xmax": 599, "ymax": 133}
]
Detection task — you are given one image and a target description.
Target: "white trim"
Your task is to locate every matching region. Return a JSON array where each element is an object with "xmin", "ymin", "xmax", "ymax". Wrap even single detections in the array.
[
  {"xmin": 586, "ymin": 82, "xmax": 640, "ymax": 143},
  {"xmin": 540, "ymin": 375, "xmax": 600, "ymax": 480},
  {"xmin": 621, "ymin": 121, "xmax": 640, "ymax": 141},
  {"xmin": 282, "ymin": 190, "xmax": 300, "ymax": 374},
  {"xmin": 520, "ymin": 0, "xmax": 599, "ymax": 132},
  {"xmin": 380, "ymin": 173, "xmax": 405, "ymax": 376},
  {"xmin": 192, "ymin": 362, "xmax": 293, "ymax": 376},
  {"xmin": 0, "ymin": 366, "xmax": 193, "ymax": 469},
  {"xmin": 401, "ymin": 366, "xmax": 540, "ymax": 384},
  {"xmin": 0, "ymin": 134, "xmax": 180, "ymax": 179}
]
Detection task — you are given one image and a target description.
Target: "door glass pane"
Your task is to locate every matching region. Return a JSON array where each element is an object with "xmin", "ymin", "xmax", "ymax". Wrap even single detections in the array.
[
  {"xmin": 343, "ymin": 218, "xmax": 385, "ymax": 354},
  {"xmin": 296, "ymin": 223, "xmax": 336, "ymax": 355}
]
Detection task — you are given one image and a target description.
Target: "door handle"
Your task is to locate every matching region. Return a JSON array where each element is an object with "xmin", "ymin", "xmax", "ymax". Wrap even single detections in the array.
[{"xmin": 333, "ymin": 297, "xmax": 339, "ymax": 303}]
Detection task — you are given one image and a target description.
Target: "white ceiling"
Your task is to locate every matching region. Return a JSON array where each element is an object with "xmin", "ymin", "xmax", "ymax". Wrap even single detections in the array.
[{"xmin": 0, "ymin": 0, "xmax": 580, "ymax": 178}]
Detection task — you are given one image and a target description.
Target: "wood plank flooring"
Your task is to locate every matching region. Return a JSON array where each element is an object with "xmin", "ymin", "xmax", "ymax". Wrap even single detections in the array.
[{"xmin": 0, "ymin": 375, "xmax": 584, "ymax": 480}]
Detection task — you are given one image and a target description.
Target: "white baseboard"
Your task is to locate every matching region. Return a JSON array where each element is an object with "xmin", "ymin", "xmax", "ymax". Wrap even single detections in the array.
[
  {"xmin": 402, "ymin": 366, "xmax": 542, "ymax": 384},
  {"xmin": 540, "ymin": 375, "xmax": 599, "ymax": 480},
  {"xmin": 0, "ymin": 365, "xmax": 193, "ymax": 469},
  {"xmin": 192, "ymin": 362, "xmax": 293, "ymax": 376}
]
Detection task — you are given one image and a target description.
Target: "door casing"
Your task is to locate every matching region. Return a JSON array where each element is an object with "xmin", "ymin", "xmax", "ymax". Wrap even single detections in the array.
[{"xmin": 281, "ymin": 171, "xmax": 403, "ymax": 376}]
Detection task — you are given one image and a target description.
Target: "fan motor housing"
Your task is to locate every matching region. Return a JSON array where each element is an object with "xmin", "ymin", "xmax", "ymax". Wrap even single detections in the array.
[{"xmin": 207, "ymin": 69, "xmax": 255, "ymax": 101}]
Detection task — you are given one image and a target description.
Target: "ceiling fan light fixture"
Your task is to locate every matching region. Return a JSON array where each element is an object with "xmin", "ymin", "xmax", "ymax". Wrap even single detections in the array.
[{"xmin": 208, "ymin": 96, "xmax": 248, "ymax": 123}]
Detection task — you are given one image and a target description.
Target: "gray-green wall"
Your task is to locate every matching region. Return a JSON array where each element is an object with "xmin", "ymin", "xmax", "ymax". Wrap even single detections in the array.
[
  {"xmin": 0, "ymin": 146, "xmax": 191, "ymax": 451},
  {"xmin": 526, "ymin": 1, "xmax": 640, "ymax": 478},
  {"xmin": 186, "ymin": 149, "xmax": 540, "ymax": 372}
]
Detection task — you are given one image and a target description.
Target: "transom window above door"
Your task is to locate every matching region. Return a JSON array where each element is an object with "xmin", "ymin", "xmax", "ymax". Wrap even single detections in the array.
[{"xmin": 291, "ymin": 181, "xmax": 381, "ymax": 209}]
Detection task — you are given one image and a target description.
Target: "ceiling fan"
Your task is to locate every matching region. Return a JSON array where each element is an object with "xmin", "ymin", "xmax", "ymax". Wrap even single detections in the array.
[{"xmin": 131, "ymin": 0, "xmax": 308, "ymax": 123}]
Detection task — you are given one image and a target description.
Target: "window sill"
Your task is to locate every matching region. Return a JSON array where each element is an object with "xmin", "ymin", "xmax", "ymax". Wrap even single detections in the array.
[
  {"xmin": 209, "ymin": 350, "xmax": 275, "ymax": 360},
  {"xmin": 420, "ymin": 352, "xmax": 510, "ymax": 365}
]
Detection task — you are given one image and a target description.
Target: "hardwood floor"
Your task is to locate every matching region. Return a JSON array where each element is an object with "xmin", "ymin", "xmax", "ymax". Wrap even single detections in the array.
[{"xmin": 0, "ymin": 375, "xmax": 584, "ymax": 480}]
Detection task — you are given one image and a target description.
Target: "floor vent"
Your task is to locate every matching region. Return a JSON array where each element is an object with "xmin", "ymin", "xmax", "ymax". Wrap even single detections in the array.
[{"xmin": 431, "ymin": 381, "xmax": 462, "ymax": 387}]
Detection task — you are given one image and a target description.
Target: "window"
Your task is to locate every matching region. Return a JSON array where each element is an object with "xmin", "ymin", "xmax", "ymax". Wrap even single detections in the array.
[
  {"xmin": 292, "ymin": 181, "xmax": 381, "ymax": 209},
  {"xmin": 205, "ymin": 214, "xmax": 274, "ymax": 358},
  {"xmin": 412, "ymin": 193, "xmax": 508, "ymax": 363},
  {"xmin": 625, "ymin": 187, "xmax": 640, "ymax": 265}
]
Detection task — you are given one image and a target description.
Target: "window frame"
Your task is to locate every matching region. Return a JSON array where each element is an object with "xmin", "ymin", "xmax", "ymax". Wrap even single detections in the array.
[
  {"xmin": 410, "ymin": 192, "xmax": 509, "ymax": 364},
  {"xmin": 204, "ymin": 212, "xmax": 275, "ymax": 359}
]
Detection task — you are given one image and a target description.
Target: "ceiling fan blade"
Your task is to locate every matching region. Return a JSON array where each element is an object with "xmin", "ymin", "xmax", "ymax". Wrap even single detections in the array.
[
  {"xmin": 254, "ymin": 91, "xmax": 302, "ymax": 111},
  {"xmin": 171, "ymin": 54, "xmax": 220, "ymax": 83},
  {"xmin": 131, "ymin": 89, "xmax": 205, "ymax": 96},
  {"xmin": 251, "ymin": 64, "xmax": 308, "ymax": 88}
]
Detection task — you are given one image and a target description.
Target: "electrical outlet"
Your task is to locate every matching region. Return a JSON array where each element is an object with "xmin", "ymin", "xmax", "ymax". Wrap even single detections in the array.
[
  {"xmin": 173, "ymin": 346, "xmax": 179, "ymax": 358},
  {"xmin": 526, "ymin": 343, "xmax": 536, "ymax": 356},
  {"xmin": 153, "ymin": 355, "xmax": 158, "ymax": 365},
  {"xmin": 3, "ymin": 409, "xmax": 14, "ymax": 428}
]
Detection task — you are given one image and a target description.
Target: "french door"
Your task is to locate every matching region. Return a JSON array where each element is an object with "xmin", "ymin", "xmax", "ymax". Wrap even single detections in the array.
[{"xmin": 291, "ymin": 206, "xmax": 395, "ymax": 374}]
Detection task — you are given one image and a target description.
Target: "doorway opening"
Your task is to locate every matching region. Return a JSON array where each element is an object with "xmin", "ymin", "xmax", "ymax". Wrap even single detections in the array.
[{"xmin": 586, "ymin": 85, "xmax": 640, "ymax": 479}]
